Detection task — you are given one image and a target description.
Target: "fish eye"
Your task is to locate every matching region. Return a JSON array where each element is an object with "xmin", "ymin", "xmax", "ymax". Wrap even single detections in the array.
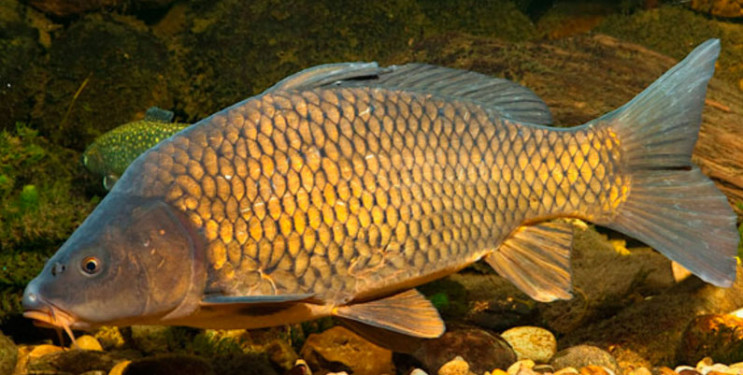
[{"xmin": 81, "ymin": 257, "xmax": 101, "ymax": 275}]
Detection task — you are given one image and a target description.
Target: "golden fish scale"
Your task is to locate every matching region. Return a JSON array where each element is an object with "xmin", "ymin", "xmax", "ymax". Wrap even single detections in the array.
[{"xmin": 133, "ymin": 87, "xmax": 627, "ymax": 303}]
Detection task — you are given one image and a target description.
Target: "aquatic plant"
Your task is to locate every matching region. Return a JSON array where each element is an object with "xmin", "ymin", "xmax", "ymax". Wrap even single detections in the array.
[{"xmin": 0, "ymin": 123, "xmax": 96, "ymax": 322}]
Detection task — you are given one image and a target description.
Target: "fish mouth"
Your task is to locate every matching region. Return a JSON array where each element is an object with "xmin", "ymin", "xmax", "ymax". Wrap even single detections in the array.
[{"xmin": 23, "ymin": 304, "xmax": 79, "ymax": 343}]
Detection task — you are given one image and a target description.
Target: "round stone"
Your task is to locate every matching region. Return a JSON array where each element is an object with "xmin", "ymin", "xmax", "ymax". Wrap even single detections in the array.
[{"xmin": 502, "ymin": 326, "xmax": 557, "ymax": 363}]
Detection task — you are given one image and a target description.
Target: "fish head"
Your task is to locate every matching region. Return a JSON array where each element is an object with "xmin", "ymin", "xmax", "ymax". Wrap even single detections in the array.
[
  {"xmin": 81, "ymin": 144, "xmax": 107, "ymax": 176},
  {"xmin": 22, "ymin": 192, "xmax": 206, "ymax": 332}
]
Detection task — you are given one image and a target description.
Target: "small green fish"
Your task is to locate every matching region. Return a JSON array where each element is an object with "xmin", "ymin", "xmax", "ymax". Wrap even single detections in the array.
[
  {"xmin": 82, "ymin": 107, "xmax": 190, "ymax": 190},
  {"xmin": 23, "ymin": 40, "xmax": 737, "ymax": 343}
]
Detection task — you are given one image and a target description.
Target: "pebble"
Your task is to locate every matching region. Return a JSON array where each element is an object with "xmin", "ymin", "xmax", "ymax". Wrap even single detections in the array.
[
  {"xmin": 675, "ymin": 366, "xmax": 703, "ymax": 375},
  {"xmin": 507, "ymin": 359, "xmax": 535, "ymax": 375},
  {"xmin": 108, "ymin": 360, "xmax": 131, "ymax": 375},
  {"xmin": 554, "ymin": 367, "xmax": 580, "ymax": 375},
  {"xmin": 502, "ymin": 326, "xmax": 557, "ymax": 363},
  {"xmin": 653, "ymin": 366, "xmax": 678, "ymax": 375},
  {"xmin": 696, "ymin": 358, "xmax": 714, "ymax": 370},
  {"xmin": 438, "ymin": 356, "xmax": 470, "ymax": 375},
  {"xmin": 551, "ymin": 345, "xmax": 620, "ymax": 375},
  {"xmin": 414, "ymin": 326, "xmax": 516, "ymax": 375},
  {"xmin": 628, "ymin": 367, "xmax": 652, "ymax": 375},
  {"xmin": 75, "ymin": 335, "xmax": 104, "ymax": 351},
  {"xmin": 580, "ymin": 365, "xmax": 615, "ymax": 375}
]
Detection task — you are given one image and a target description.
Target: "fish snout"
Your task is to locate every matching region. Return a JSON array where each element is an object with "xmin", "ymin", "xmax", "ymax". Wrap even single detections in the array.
[{"xmin": 22, "ymin": 277, "xmax": 46, "ymax": 312}]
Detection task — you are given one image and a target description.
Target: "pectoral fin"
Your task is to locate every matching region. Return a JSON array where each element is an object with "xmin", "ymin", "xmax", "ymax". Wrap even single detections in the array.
[
  {"xmin": 200, "ymin": 293, "xmax": 315, "ymax": 306},
  {"xmin": 333, "ymin": 289, "xmax": 445, "ymax": 338},
  {"xmin": 485, "ymin": 221, "xmax": 573, "ymax": 302},
  {"xmin": 103, "ymin": 174, "xmax": 119, "ymax": 191}
]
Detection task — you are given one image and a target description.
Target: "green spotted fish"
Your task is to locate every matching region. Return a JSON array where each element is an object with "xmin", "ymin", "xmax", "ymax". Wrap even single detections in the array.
[
  {"xmin": 23, "ymin": 40, "xmax": 737, "ymax": 342},
  {"xmin": 83, "ymin": 107, "xmax": 190, "ymax": 190}
]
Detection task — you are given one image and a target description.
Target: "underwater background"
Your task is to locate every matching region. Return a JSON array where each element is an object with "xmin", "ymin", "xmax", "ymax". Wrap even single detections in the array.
[{"xmin": 1, "ymin": 0, "xmax": 743, "ymax": 374}]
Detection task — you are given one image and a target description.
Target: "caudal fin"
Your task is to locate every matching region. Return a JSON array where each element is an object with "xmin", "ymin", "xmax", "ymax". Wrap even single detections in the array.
[{"xmin": 592, "ymin": 39, "xmax": 738, "ymax": 287}]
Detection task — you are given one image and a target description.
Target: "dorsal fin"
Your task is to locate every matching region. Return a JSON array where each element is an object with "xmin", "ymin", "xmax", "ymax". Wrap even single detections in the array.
[
  {"xmin": 268, "ymin": 62, "xmax": 553, "ymax": 125},
  {"xmin": 268, "ymin": 62, "xmax": 382, "ymax": 92},
  {"xmin": 341, "ymin": 63, "xmax": 553, "ymax": 125},
  {"xmin": 144, "ymin": 106, "xmax": 175, "ymax": 122},
  {"xmin": 485, "ymin": 220, "xmax": 573, "ymax": 302}
]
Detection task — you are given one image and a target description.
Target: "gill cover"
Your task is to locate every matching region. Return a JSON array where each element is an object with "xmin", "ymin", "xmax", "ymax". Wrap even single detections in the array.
[{"xmin": 24, "ymin": 193, "xmax": 205, "ymax": 327}]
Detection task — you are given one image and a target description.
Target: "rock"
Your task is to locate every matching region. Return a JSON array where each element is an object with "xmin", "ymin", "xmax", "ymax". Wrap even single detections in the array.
[
  {"xmin": 438, "ymin": 356, "xmax": 470, "ymax": 375},
  {"xmin": 501, "ymin": 326, "xmax": 557, "ymax": 363},
  {"xmin": 690, "ymin": 0, "xmax": 743, "ymax": 18},
  {"xmin": 94, "ymin": 326, "xmax": 126, "ymax": 350},
  {"xmin": 674, "ymin": 367, "xmax": 701, "ymax": 375},
  {"xmin": 108, "ymin": 360, "xmax": 131, "ymax": 375},
  {"xmin": 26, "ymin": 348, "xmax": 125, "ymax": 374},
  {"xmin": 731, "ymin": 362, "xmax": 743, "ymax": 372},
  {"xmin": 555, "ymin": 368, "xmax": 580, "ymax": 375},
  {"xmin": 0, "ymin": 331, "xmax": 16, "ymax": 375},
  {"xmin": 652, "ymin": 367, "xmax": 678, "ymax": 375},
  {"xmin": 28, "ymin": 344, "xmax": 63, "ymax": 358},
  {"xmin": 414, "ymin": 326, "xmax": 516, "ymax": 374},
  {"xmin": 628, "ymin": 367, "xmax": 652, "ymax": 375},
  {"xmin": 197, "ymin": 328, "xmax": 298, "ymax": 370},
  {"xmin": 300, "ymin": 326, "xmax": 394, "ymax": 375},
  {"xmin": 285, "ymin": 359, "xmax": 312, "ymax": 375},
  {"xmin": 508, "ymin": 360, "xmax": 535, "ymax": 375},
  {"xmin": 580, "ymin": 365, "xmax": 614, "ymax": 375},
  {"xmin": 411, "ymin": 369, "xmax": 429, "ymax": 375},
  {"xmin": 679, "ymin": 314, "xmax": 743, "ymax": 364},
  {"xmin": 119, "ymin": 354, "xmax": 213, "ymax": 375},
  {"xmin": 534, "ymin": 364, "xmax": 555, "ymax": 373},
  {"xmin": 75, "ymin": 335, "xmax": 104, "ymax": 351},
  {"xmin": 551, "ymin": 346, "xmax": 620, "ymax": 375},
  {"xmin": 130, "ymin": 325, "xmax": 173, "ymax": 354},
  {"xmin": 695, "ymin": 357, "xmax": 713, "ymax": 369}
]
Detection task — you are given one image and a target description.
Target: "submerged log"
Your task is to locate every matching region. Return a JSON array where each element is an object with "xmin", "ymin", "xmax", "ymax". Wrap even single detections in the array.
[{"xmin": 401, "ymin": 33, "xmax": 743, "ymax": 215}]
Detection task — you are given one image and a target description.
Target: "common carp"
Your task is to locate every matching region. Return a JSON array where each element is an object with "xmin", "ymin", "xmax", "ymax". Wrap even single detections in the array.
[
  {"xmin": 23, "ymin": 40, "xmax": 737, "ymax": 341},
  {"xmin": 83, "ymin": 107, "xmax": 190, "ymax": 190}
]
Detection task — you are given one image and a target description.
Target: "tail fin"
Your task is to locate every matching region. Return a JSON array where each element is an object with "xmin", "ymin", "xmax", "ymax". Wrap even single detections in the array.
[{"xmin": 591, "ymin": 39, "xmax": 738, "ymax": 287}]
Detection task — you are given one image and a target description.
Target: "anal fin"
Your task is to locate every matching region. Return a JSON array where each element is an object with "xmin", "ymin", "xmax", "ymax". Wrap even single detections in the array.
[
  {"xmin": 333, "ymin": 289, "xmax": 445, "ymax": 338},
  {"xmin": 485, "ymin": 221, "xmax": 573, "ymax": 302},
  {"xmin": 340, "ymin": 319, "xmax": 426, "ymax": 354}
]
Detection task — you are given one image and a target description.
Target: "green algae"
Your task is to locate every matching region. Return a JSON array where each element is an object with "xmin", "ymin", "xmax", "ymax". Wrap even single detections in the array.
[
  {"xmin": 0, "ymin": 123, "xmax": 97, "ymax": 322},
  {"xmin": 0, "ymin": 0, "xmax": 45, "ymax": 130},
  {"xmin": 418, "ymin": 0, "xmax": 536, "ymax": 41},
  {"xmin": 39, "ymin": 14, "xmax": 171, "ymax": 151},
  {"xmin": 177, "ymin": 0, "xmax": 425, "ymax": 118},
  {"xmin": 597, "ymin": 5, "xmax": 743, "ymax": 91}
]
